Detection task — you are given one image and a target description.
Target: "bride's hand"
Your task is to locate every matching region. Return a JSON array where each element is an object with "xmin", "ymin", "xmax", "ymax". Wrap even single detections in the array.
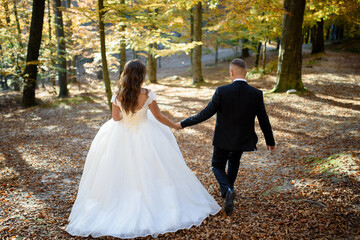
[{"xmin": 175, "ymin": 122, "xmax": 183, "ymax": 130}]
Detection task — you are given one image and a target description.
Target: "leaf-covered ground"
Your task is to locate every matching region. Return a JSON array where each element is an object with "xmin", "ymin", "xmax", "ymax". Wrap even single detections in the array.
[{"xmin": 1, "ymin": 46, "xmax": 359, "ymax": 239}]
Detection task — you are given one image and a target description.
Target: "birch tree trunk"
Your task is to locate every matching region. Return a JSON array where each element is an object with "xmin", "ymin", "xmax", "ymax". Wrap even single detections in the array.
[{"xmin": 262, "ymin": 39, "xmax": 267, "ymax": 70}]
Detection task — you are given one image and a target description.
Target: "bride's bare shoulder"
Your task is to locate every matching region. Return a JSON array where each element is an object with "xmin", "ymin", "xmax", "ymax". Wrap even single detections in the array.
[{"xmin": 140, "ymin": 88, "xmax": 150, "ymax": 95}]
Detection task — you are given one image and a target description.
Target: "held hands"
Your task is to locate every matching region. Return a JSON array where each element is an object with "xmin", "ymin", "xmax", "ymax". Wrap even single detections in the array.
[
  {"xmin": 174, "ymin": 122, "xmax": 183, "ymax": 130},
  {"xmin": 267, "ymin": 145, "xmax": 276, "ymax": 154}
]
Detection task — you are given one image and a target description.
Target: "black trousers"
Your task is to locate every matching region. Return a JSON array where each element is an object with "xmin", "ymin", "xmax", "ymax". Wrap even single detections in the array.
[{"xmin": 212, "ymin": 146, "xmax": 243, "ymax": 198}]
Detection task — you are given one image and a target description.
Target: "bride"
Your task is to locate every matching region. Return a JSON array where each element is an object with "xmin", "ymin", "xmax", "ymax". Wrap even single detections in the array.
[{"xmin": 66, "ymin": 59, "xmax": 221, "ymax": 239}]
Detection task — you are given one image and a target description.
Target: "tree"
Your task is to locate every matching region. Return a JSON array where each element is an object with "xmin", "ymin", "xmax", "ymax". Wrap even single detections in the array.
[
  {"xmin": 192, "ymin": 1, "xmax": 203, "ymax": 84},
  {"xmin": 304, "ymin": 0, "xmax": 331, "ymax": 54},
  {"xmin": 254, "ymin": 42, "xmax": 262, "ymax": 68},
  {"xmin": 272, "ymin": 0, "xmax": 306, "ymax": 93},
  {"xmin": 13, "ymin": 0, "xmax": 24, "ymax": 91},
  {"xmin": 64, "ymin": 0, "xmax": 77, "ymax": 83},
  {"xmin": 104, "ymin": 0, "xmax": 199, "ymax": 84},
  {"xmin": 22, "ymin": 0, "xmax": 45, "ymax": 106},
  {"xmin": 44, "ymin": 0, "xmax": 56, "ymax": 87},
  {"xmin": 119, "ymin": 0, "xmax": 126, "ymax": 75},
  {"xmin": 147, "ymin": 8, "xmax": 158, "ymax": 83},
  {"xmin": 190, "ymin": 8, "xmax": 194, "ymax": 70},
  {"xmin": 311, "ymin": 18, "xmax": 324, "ymax": 54},
  {"xmin": 1, "ymin": 0, "xmax": 24, "ymax": 91},
  {"xmin": 241, "ymin": 39, "xmax": 250, "ymax": 58},
  {"xmin": 262, "ymin": 38, "xmax": 267, "ymax": 71},
  {"xmin": 207, "ymin": 0, "xmax": 282, "ymax": 71},
  {"xmin": 13, "ymin": 0, "xmax": 23, "ymax": 49},
  {"xmin": 54, "ymin": 0, "xmax": 68, "ymax": 97},
  {"xmin": 147, "ymin": 43, "xmax": 157, "ymax": 83},
  {"xmin": 303, "ymin": 0, "xmax": 359, "ymax": 54},
  {"xmin": 98, "ymin": 0, "xmax": 112, "ymax": 111}
]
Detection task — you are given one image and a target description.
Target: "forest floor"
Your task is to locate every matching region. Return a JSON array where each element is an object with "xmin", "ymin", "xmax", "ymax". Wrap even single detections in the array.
[{"xmin": 0, "ymin": 41, "xmax": 360, "ymax": 239}]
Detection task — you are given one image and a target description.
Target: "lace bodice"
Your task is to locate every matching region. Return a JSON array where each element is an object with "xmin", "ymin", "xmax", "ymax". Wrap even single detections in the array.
[{"xmin": 111, "ymin": 90, "xmax": 156, "ymax": 129}]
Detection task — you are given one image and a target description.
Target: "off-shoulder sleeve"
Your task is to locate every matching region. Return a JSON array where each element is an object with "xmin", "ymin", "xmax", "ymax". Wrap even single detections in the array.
[
  {"xmin": 111, "ymin": 93, "xmax": 118, "ymax": 103},
  {"xmin": 148, "ymin": 90, "xmax": 157, "ymax": 103},
  {"xmin": 111, "ymin": 92, "xmax": 122, "ymax": 108}
]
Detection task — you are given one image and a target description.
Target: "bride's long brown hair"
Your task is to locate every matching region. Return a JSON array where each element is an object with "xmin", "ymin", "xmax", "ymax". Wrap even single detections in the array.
[{"xmin": 118, "ymin": 59, "xmax": 147, "ymax": 114}]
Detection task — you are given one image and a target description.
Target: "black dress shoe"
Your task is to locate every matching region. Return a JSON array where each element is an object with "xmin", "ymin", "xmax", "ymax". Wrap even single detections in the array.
[{"xmin": 224, "ymin": 188, "xmax": 235, "ymax": 215}]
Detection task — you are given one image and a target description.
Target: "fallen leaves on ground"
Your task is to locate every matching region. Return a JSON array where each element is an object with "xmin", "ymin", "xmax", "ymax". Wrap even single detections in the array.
[{"xmin": 0, "ymin": 49, "xmax": 359, "ymax": 239}]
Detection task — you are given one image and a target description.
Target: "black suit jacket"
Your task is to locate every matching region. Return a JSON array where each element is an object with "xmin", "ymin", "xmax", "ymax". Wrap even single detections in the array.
[{"xmin": 181, "ymin": 81, "xmax": 275, "ymax": 152}]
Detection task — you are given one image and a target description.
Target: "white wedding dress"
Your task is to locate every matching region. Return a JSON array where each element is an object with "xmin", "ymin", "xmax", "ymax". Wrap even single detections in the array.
[{"xmin": 66, "ymin": 90, "xmax": 221, "ymax": 239}]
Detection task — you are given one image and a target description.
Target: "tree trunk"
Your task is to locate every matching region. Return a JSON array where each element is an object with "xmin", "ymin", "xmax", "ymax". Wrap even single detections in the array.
[
  {"xmin": 46, "ymin": 0, "xmax": 55, "ymax": 87},
  {"xmin": 98, "ymin": 0, "xmax": 112, "ymax": 111},
  {"xmin": 55, "ymin": 0, "xmax": 68, "ymax": 97},
  {"xmin": 338, "ymin": 25, "xmax": 344, "ymax": 40},
  {"xmin": 132, "ymin": 49, "xmax": 137, "ymax": 59},
  {"xmin": 48, "ymin": 0, "xmax": 52, "ymax": 41},
  {"xmin": 304, "ymin": 26, "xmax": 310, "ymax": 44},
  {"xmin": 0, "ymin": 46, "xmax": 3, "ymax": 89},
  {"xmin": 190, "ymin": 8, "xmax": 194, "ymax": 70},
  {"xmin": 310, "ymin": 27, "xmax": 314, "ymax": 43},
  {"xmin": 13, "ymin": 0, "xmax": 23, "ymax": 91},
  {"xmin": 119, "ymin": 0, "xmax": 126, "ymax": 75},
  {"xmin": 13, "ymin": 0, "xmax": 23, "ymax": 48},
  {"xmin": 4, "ymin": 2, "xmax": 11, "ymax": 25},
  {"xmin": 215, "ymin": 41, "xmax": 218, "ymax": 65},
  {"xmin": 330, "ymin": 24, "xmax": 335, "ymax": 40},
  {"xmin": 0, "ymin": 45, "xmax": 8, "ymax": 90},
  {"xmin": 70, "ymin": 57, "xmax": 77, "ymax": 83},
  {"xmin": 325, "ymin": 27, "xmax": 331, "ymax": 41},
  {"xmin": 192, "ymin": 1, "xmax": 203, "ymax": 84},
  {"xmin": 120, "ymin": 41, "xmax": 126, "ymax": 74},
  {"xmin": 4, "ymin": 1, "xmax": 21, "ymax": 91},
  {"xmin": 276, "ymin": 38, "xmax": 280, "ymax": 50},
  {"xmin": 65, "ymin": 0, "xmax": 77, "ymax": 83},
  {"xmin": 262, "ymin": 39, "xmax": 267, "ymax": 70},
  {"xmin": 311, "ymin": 19, "xmax": 324, "ymax": 54},
  {"xmin": 254, "ymin": 42, "xmax": 262, "ymax": 68},
  {"xmin": 147, "ymin": 43, "xmax": 157, "ymax": 83},
  {"xmin": 241, "ymin": 39, "xmax": 250, "ymax": 58},
  {"xmin": 272, "ymin": 0, "xmax": 306, "ymax": 93},
  {"xmin": 22, "ymin": 0, "xmax": 46, "ymax": 107}
]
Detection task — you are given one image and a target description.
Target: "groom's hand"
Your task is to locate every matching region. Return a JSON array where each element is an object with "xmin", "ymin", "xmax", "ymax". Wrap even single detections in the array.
[
  {"xmin": 175, "ymin": 122, "xmax": 183, "ymax": 130},
  {"xmin": 267, "ymin": 145, "xmax": 276, "ymax": 153}
]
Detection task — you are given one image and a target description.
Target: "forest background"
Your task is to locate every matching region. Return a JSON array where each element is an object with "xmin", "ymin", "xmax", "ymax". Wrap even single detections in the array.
[{"xmin": 0, "ymin": 0, "xmax": 360, "ymax": 239}]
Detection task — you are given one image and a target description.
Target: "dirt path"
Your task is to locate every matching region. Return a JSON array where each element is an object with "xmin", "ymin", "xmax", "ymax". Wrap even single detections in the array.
[{"xmin": 0, "ymin": 46, "xmax": 359, "ymax": 239}]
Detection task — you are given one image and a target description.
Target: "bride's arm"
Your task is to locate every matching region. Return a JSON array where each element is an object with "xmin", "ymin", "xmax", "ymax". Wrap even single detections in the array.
[
  {"xmin": 149, "ymin": 101, "xmax": 180, "ymax": 129},
  {"xmin": 112, "ymin": 103, "xmax": 123, "ymax": 121}
]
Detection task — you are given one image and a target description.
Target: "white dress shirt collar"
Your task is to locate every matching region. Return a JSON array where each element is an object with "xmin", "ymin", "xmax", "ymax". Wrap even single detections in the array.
[{"xmin": 233, "ymin": 78, "xmax": 247, "ymax": 82}]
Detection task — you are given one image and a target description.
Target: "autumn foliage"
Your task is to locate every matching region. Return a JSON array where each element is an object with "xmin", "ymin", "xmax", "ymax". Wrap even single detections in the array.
[{"xmin": 0, "ymin": 0, "xmax": 360, "ymax": 239}]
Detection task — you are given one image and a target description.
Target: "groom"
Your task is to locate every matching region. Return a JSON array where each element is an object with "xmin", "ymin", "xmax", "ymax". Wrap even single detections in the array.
[{"xmin": 177, "ymin": 58, "xmax": 275, "ymax": 215}]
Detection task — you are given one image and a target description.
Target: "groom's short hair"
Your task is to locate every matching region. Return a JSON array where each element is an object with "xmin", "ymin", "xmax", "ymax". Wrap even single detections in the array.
[{"xmin": 230, "ymin": 58, "xmax": 247, "ymax": 70}]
